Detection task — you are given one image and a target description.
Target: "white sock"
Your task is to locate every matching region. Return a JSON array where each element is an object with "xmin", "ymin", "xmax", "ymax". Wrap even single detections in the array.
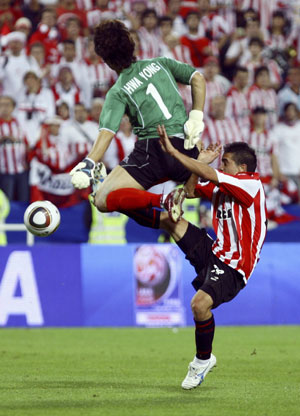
[{"xmin": 193, "ymin": 356, "xmax": 210, "ymax": 366}]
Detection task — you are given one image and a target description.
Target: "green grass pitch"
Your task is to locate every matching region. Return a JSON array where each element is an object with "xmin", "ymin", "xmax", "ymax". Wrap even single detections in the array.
[{"xmin": 0, "ymin": 326, "xmax": 299, "ymax": 416}]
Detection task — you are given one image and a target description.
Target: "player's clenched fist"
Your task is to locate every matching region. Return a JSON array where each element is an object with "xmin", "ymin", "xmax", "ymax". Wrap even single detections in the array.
[
  {"xmin": 70, "ymin": 158, "xmax": 96, "ymax": 189},
  {"xmin": 184, "ymin": 109, "xmax": 205, "ymax": 150}
]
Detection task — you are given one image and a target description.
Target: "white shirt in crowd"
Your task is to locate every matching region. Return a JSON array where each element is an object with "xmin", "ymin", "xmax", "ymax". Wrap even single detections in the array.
[
  {"xmin": 271, "ymin": 120, "xmax": 300, "ymax": 176},
  {"xmin": 17, "ymin": 87, "xmax": 56, "ymax": 146},
  {"xmin": 60, "ymin": 118, "xmax": 98, "ymax": 146}
]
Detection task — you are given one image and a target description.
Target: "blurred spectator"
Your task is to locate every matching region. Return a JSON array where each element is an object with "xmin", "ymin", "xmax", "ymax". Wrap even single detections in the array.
[
  {"xmin": 0, "ymin": 95, "xmax": 30, "ymax": 202},
  {"xmin": 86, "ymin": 0, "xmax": 117, "ymax": 30},
  {"xmin": 224, "ymin": 16, "xmax": 264, "ymax": 68},
  {"xmin": 245, "ymin": 106, "xmax": 295, "ymax": 225},
  {"xmin": 129, "ymin": 29, "xmax": 149, "ymax": 60},
  {"xmin": 29, "ymin": 8, "xmax": 60, "ymax": 64},
  {"xmin": 85, "ymin": 37, "xmax": 115, "ymax": 100},
  {"xmin": 166, "ymin": 0, "xmax": 186, "ymax": 37},
  {"xmin": 226, "ymin": 65, "xmax": 250, "ymax": 132},
  {"xmin": 138, "ymin": 8, "xmax": 161, "ymax": 58},
  {"xmin": 272, "ymin": 102, "xmax": 300, "ymax": 202},
  {"xmin": 277, "ymin": 65, "xmax": 300, "ymax": 115},
  {"xmin": 0, "ymin": 31, "xmax": 40, "ymax": 97},
  {"xmin": 198, "ymin": 0, "xmax": 231, "ymax": 42},
  {"xmin": 60, "ymin": 102, "xmax": 98, "ymax": 147},
  {"xmin": 56, "ymin": 101, "xmax": 70, "ymax": 121},
  {"xmin": 202, "ymin": 56, "xmax": 231, "ymax": 115},
  {"xmin": 159, "ymin": 16, "xmax": 192, "ymax": 62},
  {"xmin": 51, "ymin": 66, "xmax": 82, "ymax": 113},
  {"xmin": 123, "ymin": 0, "xmax": 147, "ymax": 31},
  {"xmin": 89, "ymin": 97, "xmax": 104, "ymax": 124},
  {"xmin": 56, "ymin": 0, "xmax": 88, "ymax": 34},
  {"xmin": 247, "ymin": 66, "xmax": 278, "ymax": 129},
  {"xmin": 14, "ymin": 17, "xmax": 33, "ymax": 40},
  {"xmin": 180, "ymin": 11, "xmax": 212, "ymax": 68},
  {"xmin": 28, "ymin": 42, "xmax": 52, "ymax": 86},
  {"xmin": 240, "ymin": 36, "xmax": 282, "ymax": 89},
  {"xmin": 0, "ymin": 0, "xmax": 22, "ymax": 33},
  {"xmin": 21, "ymin": 0, "xmax": 44, "ymax": 33},
  {"xmin": 239, "ymin": 0, "xmax": 277, "ymax": 33},
  {"xmin": 202, "ymin": 95, "xmax": 245, "ymax": 168},
  {"xmin": 63, "ymin": 16, "xmax": 87, "ymax": 60},
  {"xmin": 52, "ymin": 39, "xmax": 90, "ymax": 107},
  {"xmin": 17, "ymin": 70, "xmax": 56, "ymax": 147},
  {"xmin": 29, "ymin": 116, "xmax": 91, "ymax": 207},
  {"xmin": 264, "ymin": 9, "xmax": 293, "ymax": 73},
  {"xmin": 103, "ymin": 115, "xmax": 137, "ymax": 172}
]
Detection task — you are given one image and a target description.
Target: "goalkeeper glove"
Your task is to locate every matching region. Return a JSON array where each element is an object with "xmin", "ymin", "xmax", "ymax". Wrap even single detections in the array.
[
  {"xmin": 70, "ymin": 157, "xmax": 96, "ymax": 189},
  {"xmin": 184, "ymin": 109, "xmax": 205, "ymax": 150}
]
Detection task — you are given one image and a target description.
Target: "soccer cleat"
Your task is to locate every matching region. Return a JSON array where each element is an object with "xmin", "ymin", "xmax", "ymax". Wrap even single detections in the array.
[
  {"xmin": 90, "ymin": 162, "xmax": 107, "ymax": 205},
  {"xmin": 181, "ymin": 354, "xmax": 217, "ymax": 390},
  {"xmin": 163, "ymin": 187, "xmax": 186, "ymax": 223}
]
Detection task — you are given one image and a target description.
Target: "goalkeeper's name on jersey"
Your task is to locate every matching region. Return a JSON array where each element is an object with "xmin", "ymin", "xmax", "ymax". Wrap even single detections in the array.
[{"xmin": 122, "ymin": 62, "xmax": 161, "ymax": 95}]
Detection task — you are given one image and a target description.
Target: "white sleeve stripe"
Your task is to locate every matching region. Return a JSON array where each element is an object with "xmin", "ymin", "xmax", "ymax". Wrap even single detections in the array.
[{"xmin": 216, "ymin": 171, "xmax": 259, "ymax": 198}]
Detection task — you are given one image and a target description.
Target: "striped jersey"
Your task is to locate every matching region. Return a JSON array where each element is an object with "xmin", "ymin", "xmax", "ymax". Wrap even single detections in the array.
[
  {"xmin": 244, "ymin": 128, "xmax": 274, "ymax": 177},
  {"xmin": 247, "ymin": 85, "xmax": 278, "ymax": 129},
  {"xmin": 0, "ymin": 118, "xmax": 28, "ymax": 174},
  {"xmin": 195, "ymin": 170, "xmax": 267, "ymax": 282}
]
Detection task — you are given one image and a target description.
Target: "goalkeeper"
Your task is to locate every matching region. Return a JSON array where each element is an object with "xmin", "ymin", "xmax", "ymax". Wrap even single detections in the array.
[{"xmin": 70, "ymin": 19, "xmax": 206, "ymax": 225}]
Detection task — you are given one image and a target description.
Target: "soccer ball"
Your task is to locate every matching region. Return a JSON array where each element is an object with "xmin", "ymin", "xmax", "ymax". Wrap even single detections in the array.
[{"xmin": 24, "ymin": 200, "xmax": 61, "ymax": 237}]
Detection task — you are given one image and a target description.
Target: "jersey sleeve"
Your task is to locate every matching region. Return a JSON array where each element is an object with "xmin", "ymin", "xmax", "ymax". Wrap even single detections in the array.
[
  {"xmin": 156, "ymin": 57, "xmax": 197, "ymax": 85},
  {"xmin": 216, "ymin": 171, "xmax": 260, "ymax": 207},
  {"xmin": 194, "ymin": 181, "xmax": 216, "ymax": 200},
  {"xmin": 99, "ymin": 89, "xmax": 126, "ymax": 134}
]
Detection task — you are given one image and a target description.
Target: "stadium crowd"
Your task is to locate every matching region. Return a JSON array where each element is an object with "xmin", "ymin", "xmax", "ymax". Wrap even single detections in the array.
[{"xmin": 1, "ymin": 0, "xmax": 300, "ymax": 241}]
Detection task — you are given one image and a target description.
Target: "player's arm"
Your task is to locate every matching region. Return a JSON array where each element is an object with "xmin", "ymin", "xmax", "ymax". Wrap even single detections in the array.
[
  {"xmin": 70, "ymin": 90, "xmax": 125, "ymax": 189},
  {"xmin": 158, "ymin": 125, "xmax": 220, "ymax": 184},
  {"xmin": 190, "ymin": 71, "xmax": 206, "ymax": 112},
  {"xmin": 87, "ymin": 129, "xmax": 115, "ymax": 162}
]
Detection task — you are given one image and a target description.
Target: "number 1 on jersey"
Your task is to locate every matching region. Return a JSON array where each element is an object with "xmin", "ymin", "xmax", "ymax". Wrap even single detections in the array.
[{"xmin": 146, "ymin": 83, "xmax": 172, "ymax": 120}]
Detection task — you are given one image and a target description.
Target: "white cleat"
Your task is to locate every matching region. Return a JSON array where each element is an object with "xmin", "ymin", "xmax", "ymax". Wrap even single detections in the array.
[{"xmin": 181, "ymin": 354, "xmax": 217, "ymax": 390}]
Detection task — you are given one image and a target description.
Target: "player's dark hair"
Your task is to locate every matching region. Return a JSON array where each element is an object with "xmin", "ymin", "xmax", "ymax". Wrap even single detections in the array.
[
  {"xmin": 223, "ymin": 142, "xmax": 257, "ymax": 172},
  {"xmin": 93, "ymin": 20, "xmax": 136, "ymax": 70},
  {"xmin": 254, "ymin": 65, "xmax": 269, "ymax": 81}
]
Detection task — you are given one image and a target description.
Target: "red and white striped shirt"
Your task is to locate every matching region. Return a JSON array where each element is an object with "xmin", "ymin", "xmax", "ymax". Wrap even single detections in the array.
[
  {"xmin": 0, "ymin": 118, "xmax": 28, "ymax": 174},
  {"xmin": 205, "ymin": 77, "xmax": 230, "ymax": 115},
  {"xmin": 226, "ymin": 86, "xmax": 250, "ymax": 130},
  {"xmin": 247, "ymin": 84, "xmax": 278, "ymax": 129},
  {"xmin": 138, "ymin": 27, "xmax": 162, "ymax": 59},
  {"xmin": 202, "ymin": 117, "xmax": 246, "ymax": 167},
  {"xmin": 195, "ymin": 170, "xmax": 267, "ymax": 281},
  {"xmin": 52, "ymin": 83, "xmax": 81, "ymax": 111},
  {"xmin": 85, "ymin": 58, "xmax": 116, "ymax": 99},
  {"xmin": 239, "ymin": 0, "xmax": 276, "ymax": 31},
  {"xmin": 244, "ymin": 128, "xmax": 274, "ymax": 177}
]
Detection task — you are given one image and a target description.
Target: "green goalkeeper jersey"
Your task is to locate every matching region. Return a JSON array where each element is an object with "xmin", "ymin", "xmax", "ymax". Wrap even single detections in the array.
[{"xmin": 99, "ymin": 57, "xmax": 197, "ymax": 139}]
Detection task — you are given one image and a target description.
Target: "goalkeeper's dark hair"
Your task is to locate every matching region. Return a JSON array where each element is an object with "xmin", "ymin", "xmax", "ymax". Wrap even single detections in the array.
[
  {"xmin": 224, "ymin": 142, "xmax": 257, "ymax": 172},
  {"xmin": 93, "ymin": 20, "xmax": 136, "ymax": 71}
]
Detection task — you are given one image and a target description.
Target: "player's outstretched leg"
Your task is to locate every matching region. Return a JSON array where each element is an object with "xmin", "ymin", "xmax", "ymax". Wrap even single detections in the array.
[{"xmin": 181, "ymin": 354, "xmax": 217, "ymax": 390}]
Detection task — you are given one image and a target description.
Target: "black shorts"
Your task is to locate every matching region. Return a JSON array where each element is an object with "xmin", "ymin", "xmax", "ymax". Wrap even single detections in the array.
[
  {"xmin": 119, "ymin": 137, "xmax": 199, "ymax": 190},
  {"xmin": 178, "ymin": 223, "xmax": 245, "ymax": 309}
]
